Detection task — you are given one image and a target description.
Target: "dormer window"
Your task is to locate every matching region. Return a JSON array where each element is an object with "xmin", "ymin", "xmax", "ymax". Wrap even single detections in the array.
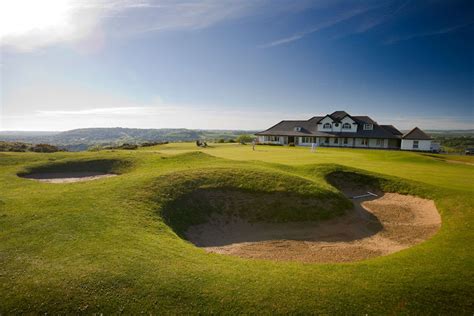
[
  {"xmin": 342, "ymin": 123, "xmax": 351, "ymax": 129},
  {"xmin": 334, "ymin": 123, "xmax": 339, "ymax": 127},
  {"xmin": 294, "ymin": 127, "xmax": 302, "ymax": 132},
  {"xmin": 363, "ymin": 124, "xmax": 373, "ymax": 130},
  {"xmin": 323, "ymin": 123, "xmax": 331, "ymax": 129}
]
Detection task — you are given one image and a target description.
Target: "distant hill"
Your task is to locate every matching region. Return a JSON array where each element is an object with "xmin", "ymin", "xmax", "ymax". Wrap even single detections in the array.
[
  {"xmin": 423, "ymin": 129, "xmax": 474, "ymax": 136},
  {"xmin": 0, "ymin": 128, "xmax": 256, "ymax": 151},
  {"xmin": 2, "ymin": 128, "xmax": 472, "ymax": 152}
]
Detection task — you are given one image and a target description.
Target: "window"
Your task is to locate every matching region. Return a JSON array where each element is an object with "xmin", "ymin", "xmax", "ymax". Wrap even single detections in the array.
[
  {"xmin": 334, "ymin": 123, "xmax": 339, "ymax": 127},
  {"xmin": 343, "ymin": 138, "xmax": 348, "ymax": 144},
  {"xmin": 363, "ymin": 124, "xmax": 373, "ymax": 130},
  {"xmin": 334, "ymin": 138, "xmax": 339, "ymax": 144},
  {"xmin": 361, "ymin": 139, "xmax": 368, "ymax": 145},
  {"xmin": 266, "ymin": 136, "xmax": 280, "ymax": 142},
  {"xmin": 376, "ymin": 139, "xmax": 384, "ymax": 147},
  {"xmin": 294, "ymin": 127, "xmax": 302, "ymax": 132},
  {"xmin": 323, "ymin": 123, "xmax": 331, "ymax": 129},
  {"xmin": 302, "ymin": 137, "xmax": 313, "ymax": 143},
  {"xmin": 342, "ymin": 123, "xmax": 351, "ymax": 129},
  {"xmin": 413, "ymin": 140, "xmax": 419, "ymax": 149},
  {"xmin": 324, "ymin": 137, "xmax": 329, "ymax": 144}
]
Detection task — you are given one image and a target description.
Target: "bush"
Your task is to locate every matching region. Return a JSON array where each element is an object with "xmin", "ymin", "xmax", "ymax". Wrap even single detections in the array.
[
  {"xmin": 217, "ymin": 139, "xmax": 226, "ymax": 143},
  {"xmin": 31, "ymin": 144, "xmax": 62, "ymax": 153},
  {"xmin": 236, "ymin": 134, "xmax": 255, "ymax": 144},
  {"xmin": 289, "ymin": 142, "xmax": 295, "ymax": 147},
  {"xmin": 120, "ymin": 143, "xmax": 138, "ymax": 150},
  {"xmin": 88, "ymin": 145, "xmax": 104, "ymax": 152},
  {"xmin": 140, "ymin": 141, "xmax": 168, "ymax": 147},
  {"xmin": 228, "ymin": 139, "xmax": 236, "ymax": 143}
]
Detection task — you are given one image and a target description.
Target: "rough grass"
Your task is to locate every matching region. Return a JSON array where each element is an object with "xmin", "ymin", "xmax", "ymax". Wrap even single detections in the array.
[{"xmin": 0, "ymin": 145, "xmax": 473, "ymax": 314}]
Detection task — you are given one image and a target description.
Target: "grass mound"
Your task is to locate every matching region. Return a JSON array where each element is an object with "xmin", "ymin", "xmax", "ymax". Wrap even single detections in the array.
[
  {"xmin": 153, "ymin": 168, "xmax": 351, "ymax": 236},
  {"xmin": 324, "ymin": 167, "xmax": 434, "ymax": 198}
]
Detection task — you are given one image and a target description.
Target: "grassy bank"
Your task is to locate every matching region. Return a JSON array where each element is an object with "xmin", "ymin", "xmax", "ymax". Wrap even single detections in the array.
[{"xmin": 0, "ymin": 144, "xmax": 472, "ymax": 314}]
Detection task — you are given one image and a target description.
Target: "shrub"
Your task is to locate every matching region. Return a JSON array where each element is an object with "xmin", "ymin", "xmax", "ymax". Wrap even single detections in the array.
[
  {"xmin": 119, "ymin": 143, "xmax": 138, "ymax": 150},
  {"xmin": 88, "ymin": 145, "xmax": 104, "ymax": 152},
  {"xmin": 31, "ymin": 144, "xmax": 62, "ymax": 153},
  {"xmin": 236, "ymin": 134, "xmax": 255, "ymax": 144},
  {"xmin": 140, "ymin": 141, "xmax": 168, "ymax": 147},
  {"xmin": 289, "ymin": 142, "xmax": 295, "ymax": 147}
]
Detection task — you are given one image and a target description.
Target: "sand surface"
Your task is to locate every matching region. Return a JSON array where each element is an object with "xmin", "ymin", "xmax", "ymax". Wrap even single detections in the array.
[
  {"xmin": 185, "ymin": 193, "xmax": 441, "ymax": 263},
  {"xmin": 22, "ymin": 172, "xmax": 117, "ymax": 183}
]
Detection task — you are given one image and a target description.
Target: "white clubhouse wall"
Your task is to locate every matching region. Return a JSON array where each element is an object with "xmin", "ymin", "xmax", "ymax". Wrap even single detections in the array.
[{"xmin": 401, "ymin": 139, "xmax": 432, "ymax": 151}]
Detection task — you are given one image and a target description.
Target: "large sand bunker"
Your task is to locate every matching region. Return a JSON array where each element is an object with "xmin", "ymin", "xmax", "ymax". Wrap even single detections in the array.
[
  {"xmin": 22, "ymin": 172, "xmax": 117, "ymax": 183},
  {"xmin": 185, "ymin": 192, "xmax": 441, "ymax": 263}
]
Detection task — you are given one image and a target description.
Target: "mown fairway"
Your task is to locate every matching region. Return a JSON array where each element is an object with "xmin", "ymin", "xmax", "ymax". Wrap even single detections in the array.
[{"xmin": 1, "ymin": 143, "xmax": 473, "ymax": 314}]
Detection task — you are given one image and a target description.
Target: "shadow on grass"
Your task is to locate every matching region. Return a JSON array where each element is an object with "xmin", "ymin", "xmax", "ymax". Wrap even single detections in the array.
[
  {"xmin": 17, "ymin": 158, "xmax": 134, "ymax": 178},
  {"xmin": 152, "ymin": 168, "xmax": 388, "ymax": 246}
]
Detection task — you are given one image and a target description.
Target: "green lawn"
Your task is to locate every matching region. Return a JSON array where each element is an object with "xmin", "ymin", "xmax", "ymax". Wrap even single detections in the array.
[{"xmin": 0, "ymin": 144, "xmax": 473, "ymax": 314}]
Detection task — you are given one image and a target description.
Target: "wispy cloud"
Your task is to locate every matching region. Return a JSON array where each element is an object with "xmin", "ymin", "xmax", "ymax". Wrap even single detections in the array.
[
  {"xmin": 331, "ymin": 0, "xmax": 411, "ymax": 40},
  {"xmin": 0, "ymin": 0, "xmax": 319, "ymax": 52},
  {"xmin": 260, "ymin": 6, "xmax": 374, "ymax": 48},
  {"xmin": 384, "ymin": 21, "xmax": 474, "ymax": 44},
  {"xmin": 5, "ymin": 105, "xmax": 316, "ymax": 131},
  {"xmin": 36, "ymin": 106, "xmax": 156, "ymax": 117},
  {"xmin": 1, "ymin": 82, "xmax": 316, "ymax": 130}
]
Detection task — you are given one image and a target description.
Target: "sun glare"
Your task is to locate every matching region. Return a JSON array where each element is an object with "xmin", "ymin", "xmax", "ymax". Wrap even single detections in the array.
[{"xmin": 0, "ymin": 0, "xmax": 75, "ymax": 39}]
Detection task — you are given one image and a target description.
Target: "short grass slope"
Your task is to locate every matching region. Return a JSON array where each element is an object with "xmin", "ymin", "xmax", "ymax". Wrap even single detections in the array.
[{"xmin": 0, "ymin": 145, "xmax": 473, "ymax": 314}]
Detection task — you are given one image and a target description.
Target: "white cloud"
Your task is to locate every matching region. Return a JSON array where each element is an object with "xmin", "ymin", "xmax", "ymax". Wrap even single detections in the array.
[
  {"xmin": 0, "ymin": 0, "xmax": 102, "ymax": 51},
  {"xmin": 36, "ymin": 107, "xmax": 156, "ymax": 117},
  {"xmin": 2, "ymin": 104, "xmax": 315, "ymax": 131},
  {"xmin": 0, "ymin": 82, "xmax": 314, "ymax": 130},
  {"xmin": 0, "ymin": 0, "xmax": 319, "ymax": 52}
]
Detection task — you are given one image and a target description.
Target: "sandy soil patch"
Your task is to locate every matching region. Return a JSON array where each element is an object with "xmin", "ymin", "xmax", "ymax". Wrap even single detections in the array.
[
  {"xmin": 21, "ymin": 172, "xmax": 117, "ymax": 183},
  {"xmin": 185, "ymin": 193, "xmax": 441, "ymax": 263}
]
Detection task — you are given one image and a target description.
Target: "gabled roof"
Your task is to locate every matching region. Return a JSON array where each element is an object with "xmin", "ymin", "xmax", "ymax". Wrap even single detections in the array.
[
  {"xmin": 329, "ymin": 111, "xmax": 349, "ymax": 121},
  {"xmin": 352, "ymin": 116, "xmax": 376, "ymax": 125},
  {"xmin": 402, "ymin": 127, "xmax": 432, "ymax": 140},
  {"xmin": 255, "ymin": 119, "xmax": 317, "ymax": 136},
  {"xmin": 307, "ymin": 116, "xmax": 324, "ymax": 124},
  {"xmin": 330, "ymin": 124, "xmax": 401, "ymax": 139},
  {"xmin": 381, "ymin": 125, "xmax": 403, "ymax": 136}
]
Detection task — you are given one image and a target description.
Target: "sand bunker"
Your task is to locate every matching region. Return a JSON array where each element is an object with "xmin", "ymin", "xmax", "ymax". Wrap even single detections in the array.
[
  {"xmin": 22, "ymin": 172, "xmax": 117, "ymax": 183},
  {"xmin": 185, "ymin": 193, "xmax": 441, "ymax": 263}
]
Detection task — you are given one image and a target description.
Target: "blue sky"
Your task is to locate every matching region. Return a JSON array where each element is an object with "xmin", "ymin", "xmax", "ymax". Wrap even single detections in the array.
[{"xmin": 1, "ymin": 0, "xmax": 473, "ymax": 130}]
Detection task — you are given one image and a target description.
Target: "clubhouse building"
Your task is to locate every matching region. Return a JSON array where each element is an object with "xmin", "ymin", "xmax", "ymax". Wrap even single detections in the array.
[{"xmin": 256, "ymin": 111, "xmax": 436, "ymax": 151}]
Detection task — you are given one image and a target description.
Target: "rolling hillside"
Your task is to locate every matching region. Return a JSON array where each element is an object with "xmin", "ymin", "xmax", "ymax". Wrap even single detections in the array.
[{"xmin": 0, "ymin": 128, "xmax": 256, "ymax": 151}]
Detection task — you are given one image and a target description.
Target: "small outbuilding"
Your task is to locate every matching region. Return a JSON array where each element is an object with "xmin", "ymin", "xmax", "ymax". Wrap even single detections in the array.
[{"xmin": 401, "ymin": 127, "xmax": 433, "ymax": 151}]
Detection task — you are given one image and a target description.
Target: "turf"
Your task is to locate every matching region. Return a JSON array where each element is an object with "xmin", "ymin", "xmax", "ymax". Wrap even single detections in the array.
[{"xmin": 0, "ymin": 144, "xmax": 473, "ymax": 314}]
